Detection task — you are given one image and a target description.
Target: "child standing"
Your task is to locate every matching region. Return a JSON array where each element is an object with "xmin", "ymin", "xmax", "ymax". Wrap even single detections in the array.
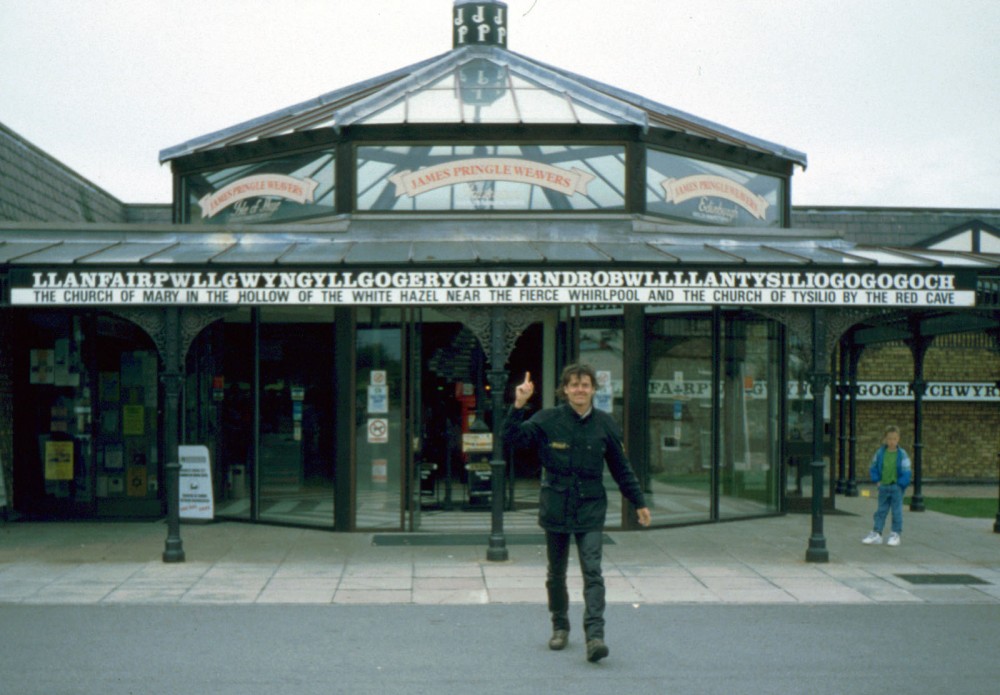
[{"xmin": 862, "ymin": 425, "xmax": 912, "ymax": 547}]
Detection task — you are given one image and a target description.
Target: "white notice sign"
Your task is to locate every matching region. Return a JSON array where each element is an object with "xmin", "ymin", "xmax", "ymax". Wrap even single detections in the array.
[{"xmin": 178, "ymin": 445, "xmax": 214, "ymax": 521}]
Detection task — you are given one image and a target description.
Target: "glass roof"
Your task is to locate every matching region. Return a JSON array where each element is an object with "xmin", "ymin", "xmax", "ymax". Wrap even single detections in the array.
[
  {"xmin": 160, "ymin": 46, "xmax": 807, "ymax": 167},
  {"xmin": 357, "ymin": 59, "xmax": 623, "ymax": 126}
]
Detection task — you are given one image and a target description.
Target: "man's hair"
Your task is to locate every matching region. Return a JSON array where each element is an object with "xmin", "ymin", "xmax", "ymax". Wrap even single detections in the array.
[
  {"xmin": 558, "ymin": 363, "xmax": 597, "ymax": 395},
  {"xmin": 884, "ymin": 425, "xmax": 900, "ymax": 436}
]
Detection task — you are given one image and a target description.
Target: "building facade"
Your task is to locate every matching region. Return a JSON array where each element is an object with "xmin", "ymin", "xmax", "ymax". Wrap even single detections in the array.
[{"xmin": 2, "ymin": 2, "xmax": 998, "ymax": 532}]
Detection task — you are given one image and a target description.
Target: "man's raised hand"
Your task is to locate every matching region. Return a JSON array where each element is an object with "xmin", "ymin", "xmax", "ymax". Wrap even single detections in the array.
[{"xmin": 514, "ymin": 371, "xmax": 534, "ymax": 408}]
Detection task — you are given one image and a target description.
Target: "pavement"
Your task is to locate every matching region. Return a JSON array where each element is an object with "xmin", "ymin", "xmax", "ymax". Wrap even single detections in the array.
[{"xmin": 1, "ymin": 486, "xmax": 998, "ymax": 606}]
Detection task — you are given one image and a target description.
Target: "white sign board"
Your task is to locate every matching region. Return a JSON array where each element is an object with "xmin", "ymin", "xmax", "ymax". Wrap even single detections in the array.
[
  {"xmin": 11, "ymin": 268, "xmax": 976, "ymax": 308},
  {"xmin": 178, "ymin": 445, "xmax": 214, "ymax": 521},
  {"xmin": 367, "ymin": 384, "xmax": 389, "ymax": 413}
]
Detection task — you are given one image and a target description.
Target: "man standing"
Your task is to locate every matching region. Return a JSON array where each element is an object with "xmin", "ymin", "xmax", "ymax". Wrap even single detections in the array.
[{"xmin": 503, "ymin": 363, "xmax": 651, "ymax": 663}]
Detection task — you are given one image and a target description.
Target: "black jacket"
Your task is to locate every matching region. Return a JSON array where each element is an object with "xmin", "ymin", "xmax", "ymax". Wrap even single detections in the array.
[{"xmin": 503, "ymin": 403, "xmax": 646, "ymax": 533}]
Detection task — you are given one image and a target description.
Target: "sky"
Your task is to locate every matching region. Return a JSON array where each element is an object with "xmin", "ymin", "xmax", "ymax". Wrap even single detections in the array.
[{"xmin": 1, "ymin": 0, "xmax": 997, "ymax": 208}]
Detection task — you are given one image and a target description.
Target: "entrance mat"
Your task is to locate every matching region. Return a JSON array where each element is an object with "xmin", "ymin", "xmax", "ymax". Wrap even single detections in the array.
[
  {"xmin": 895, "ymin": 573, "xmax": 990, "ymax": 586},
  {"xmin": 372, "ymin": 533, "xmax": 615, "ymax": 547}
]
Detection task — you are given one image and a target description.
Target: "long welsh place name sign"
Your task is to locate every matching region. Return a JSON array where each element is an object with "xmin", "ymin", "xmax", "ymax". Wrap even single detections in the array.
[{"xmin": 11, "ymin": 268, "xmax": 976, "ymax": 307}]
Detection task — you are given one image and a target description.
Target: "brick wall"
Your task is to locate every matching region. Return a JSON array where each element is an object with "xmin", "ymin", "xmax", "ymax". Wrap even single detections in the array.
[{"xmin": 852, "ymin": 341, "xmax": 1000, "ymax": 481}]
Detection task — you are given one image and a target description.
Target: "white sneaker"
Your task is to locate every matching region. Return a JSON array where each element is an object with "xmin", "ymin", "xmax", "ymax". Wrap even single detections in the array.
[
  {"xmin": 862, "ymin": 531, "xmax": 882, "ymax": 545},
  {"xmin": 887, "ymin": 532, "xmax": 901, "ymax": 547}
]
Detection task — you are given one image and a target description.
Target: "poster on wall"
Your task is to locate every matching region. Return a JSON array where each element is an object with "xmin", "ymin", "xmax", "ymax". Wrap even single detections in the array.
[
  {"xmin": 122, "ymin": 405, "xmax": 145, "ymax": 436},
  {"xmin": 44, "ymin": 440, "xmax": 74, "ymax": 481},
  {"xmin": 30, "ymin": 349, "xmax": 54, "ymax": 384},
  {"xmin": 126, "ymin": 466, "xmax": 147, "ymax": 497}
]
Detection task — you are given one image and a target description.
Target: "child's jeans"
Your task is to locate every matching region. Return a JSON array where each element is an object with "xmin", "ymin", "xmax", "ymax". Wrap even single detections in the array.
[{"xmin": 873, "ymin": 483, "xmax": 904, "ymax": 534}]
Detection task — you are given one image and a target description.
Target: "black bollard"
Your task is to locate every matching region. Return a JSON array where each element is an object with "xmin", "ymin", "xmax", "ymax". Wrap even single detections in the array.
[
  {"xmin": 162, "ymin": 461, "xmax": 185, "ymax": 563},
  {"xmin": 487, "ymin": 455, "xmax": 509, "ymax": 561},
  {"xmin": 805, "ymin": 459, "xmax": 829, "ymax": 563}
]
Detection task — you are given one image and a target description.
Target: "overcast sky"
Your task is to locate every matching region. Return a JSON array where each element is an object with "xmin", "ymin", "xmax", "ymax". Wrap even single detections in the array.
[{"xmin": 1, "ymin": 0, "xmax": 997, "ymax": 207}]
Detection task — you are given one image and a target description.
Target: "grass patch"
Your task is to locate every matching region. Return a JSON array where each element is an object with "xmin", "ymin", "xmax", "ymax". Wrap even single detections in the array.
[{"xmin": 905, "ymin": 497, "xmax": 999, "ymax": 519}]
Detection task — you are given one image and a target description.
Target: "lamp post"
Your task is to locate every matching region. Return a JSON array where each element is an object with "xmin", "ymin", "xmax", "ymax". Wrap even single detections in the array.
[
  {"xmin": 160, "ymin": 307, "xmax": 185, "ymax": 562},
  {"xmin": 486, "ymin": 307, "xmax": 509, "ymax": 562},
  {"xmin": 806, "ymin": 311, "xmax": 829, "ymax": 563},
  {"xmin": 994, "ymin": 381, "xmax": 1000, "ymax": 534},
  {"xmin": 162, "ymin": 459, "xmax": 185, "ymax": 562}
]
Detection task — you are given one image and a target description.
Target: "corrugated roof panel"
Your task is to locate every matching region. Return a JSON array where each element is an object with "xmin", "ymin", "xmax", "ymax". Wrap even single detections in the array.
[
  {"xmin": 0, "ymin": 240, "xmax": 61, "ymax": 263},
  {"xmin": 472, "ymin": 240, "xmax": 545, "ymax": 262},
  {"xmin": 650, "ymin": 244, "xmax": 743, "ymax": 264},
  {"xmin": 411, "ymin": 241, "xmax": 478, "ymax": 263},
  {"xmin": 591, "ymin": 241, "xmax": 679, "ymax": 263},
  {"xmin": 142, "ymin": 242, "xmax": 236, "ymax": 264},
  {"xmin": 9, "ymin": 242, "xmax": 118, "ymax": 265},
  {"xmin": 904, "ymin": 250, "xmax": 998, "ymax": 267},
  {"xmin": 278, "ymin": 241, "xmax": 354, "ymax": 264},
  {"xmin": 528, "ymin": 241, "xmax": 608, "ymax": 262},
  {"xmin": 343, "ymin": 242, "xmax": 413, "ymax": 264},
  {"xmin": 846, "ymin": 248, "xmax": 937, "ymax": 266},
  {"xmin": 211, "ymin": 241, "xmax": 295, "ymax": 264},
  {"xmin": 706, "ymin": 244, "xmax": 808, "ymax": 264},
  {"xmin": 76, "ymin": 241, "xmax": 180, "ymax": 264}
]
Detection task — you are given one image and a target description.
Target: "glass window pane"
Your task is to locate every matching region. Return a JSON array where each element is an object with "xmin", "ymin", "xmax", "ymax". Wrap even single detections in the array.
[
  {"xmin": 646, "ymin": 315, "xmax": 713, "ymax": 525},
  {"xmin": 184, "ymin": 150, "xmax": 335, "ymax": 224},
  {"xmin": 355, "ymin": 309, "xmax": 404, "ymax": 530},
  {"xmin": 357, "ymin": 144, "xmax": 625, "ymax": 212},
  {"xmin": 718, "ymin": 316, "xmax": 781, "ymax": 518},
  {"xmin": 646, "ymin": 148, "xmax": 782, "ymax": 227}
]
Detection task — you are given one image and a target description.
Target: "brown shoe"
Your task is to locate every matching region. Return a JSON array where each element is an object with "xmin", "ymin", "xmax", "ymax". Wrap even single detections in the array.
[
  {"xmin": 586, "ymin": 638, "xmax": 609, "ymax": 663},
  {"xmin": 548, "ymin": 629, "xmax": 569, "ymax": 650}
]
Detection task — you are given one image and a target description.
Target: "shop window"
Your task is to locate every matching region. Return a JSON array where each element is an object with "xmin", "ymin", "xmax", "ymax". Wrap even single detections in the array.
[
  {"xmin": 356, "ymin": 144, "xmax": 625, "ymax": 212},
  {"xmin": 93, "ymin": 316, "xmax": 160, "ymax": 516},
  {"xmin": 18, "ymin": 313, "xmax": 94, "ymax": 514}
]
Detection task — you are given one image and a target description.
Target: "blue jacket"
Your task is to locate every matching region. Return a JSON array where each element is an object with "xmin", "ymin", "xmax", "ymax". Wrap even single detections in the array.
[{"xmin": 869, "ymin": 445, "xmax": 912, "ymax": 489}]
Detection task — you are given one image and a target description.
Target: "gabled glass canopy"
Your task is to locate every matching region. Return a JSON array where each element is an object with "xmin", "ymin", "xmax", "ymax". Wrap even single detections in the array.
[
  {"xmin": 160, "ymin": 45, "xmax": 805, "ymax": 166},
  {"xmin": 345, "ymin": 55, "xmax": 636, "ymax": 126}
]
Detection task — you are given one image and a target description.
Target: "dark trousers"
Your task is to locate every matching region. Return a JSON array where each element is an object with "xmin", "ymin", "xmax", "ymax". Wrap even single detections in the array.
[{"xmin": 545, "ymin": 529, "xmax": 605, "ymax": 640}]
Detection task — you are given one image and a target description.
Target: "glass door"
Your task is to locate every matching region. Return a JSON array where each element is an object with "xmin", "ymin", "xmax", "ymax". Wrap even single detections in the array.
[
  {"xmin": 645, "ymin": 311, "xmax": 714, "ymax": 525},
  {"xmin": 257, "ymin": 307, "xmax": 336, "ymax": 527}
]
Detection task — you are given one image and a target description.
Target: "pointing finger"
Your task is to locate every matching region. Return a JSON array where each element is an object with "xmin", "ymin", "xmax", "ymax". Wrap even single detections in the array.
[{"xmin": 523, "ymin": 371, "xmax": 531, "ymax": 385}]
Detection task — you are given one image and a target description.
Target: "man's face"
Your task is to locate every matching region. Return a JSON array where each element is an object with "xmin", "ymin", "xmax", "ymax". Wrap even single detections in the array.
[{"xmin": 563, "ymin": 374, "xmax": 595, "ymax": 413}]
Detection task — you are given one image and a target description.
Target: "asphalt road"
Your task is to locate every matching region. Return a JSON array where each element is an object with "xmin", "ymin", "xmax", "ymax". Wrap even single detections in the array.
[{"xmin": 2, "ymin": 604, "xmax": 998, "ymax": 695}]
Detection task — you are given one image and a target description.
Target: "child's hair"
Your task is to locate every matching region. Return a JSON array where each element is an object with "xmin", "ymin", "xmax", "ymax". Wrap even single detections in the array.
[{"xmin": 883, "ymin": 425, "xmax": 900, "ymax": 436}]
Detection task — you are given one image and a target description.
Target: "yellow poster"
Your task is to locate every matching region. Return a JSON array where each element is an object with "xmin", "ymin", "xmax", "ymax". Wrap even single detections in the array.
[
  {"xmin": 44, "ymin": 440, "xmax": 74, "ymax": 481},
  {"xmin": 122, "ymin": 405, "xmax": 145, "ymax": 436}
]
